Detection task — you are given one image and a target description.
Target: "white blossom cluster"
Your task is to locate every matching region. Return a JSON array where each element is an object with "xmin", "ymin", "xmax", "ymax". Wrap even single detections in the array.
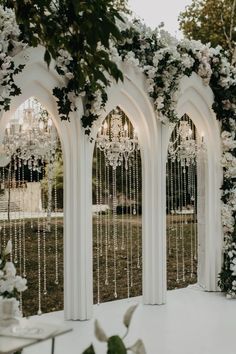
[
  {"xmin": 116, "ymin": 20, "xmax": 236, "ymax": 296},
  {"xmin": 0, "ymin": 5, "xmax": 24, "ymax": 111},
  {"xmin": 0, "ymin": 241, "xmax": 27, "ymax": 298},
  {"xmin": 56, "ymin": 49, "xmax": 74, "ymax": 80},
  {"xmin": 2, "ymin": 8, "xmax": 236, "ymax": 295}
]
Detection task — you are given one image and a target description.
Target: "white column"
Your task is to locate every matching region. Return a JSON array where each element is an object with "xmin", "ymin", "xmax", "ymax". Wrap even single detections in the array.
[
  {"xmin": 197, "ymin": 149, "xmax": 206, "ymax": 288},
  {"xmin": 63, "ymin": 117, "xmax": 93, "ymax": 320},
  {"xmin": 142, "ymin": 122, "xmax": 166, "ymax": 305}
]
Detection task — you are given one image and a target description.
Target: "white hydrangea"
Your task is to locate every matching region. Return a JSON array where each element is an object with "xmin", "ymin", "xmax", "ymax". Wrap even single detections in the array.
[
  {"xmin": 0, "ymin": 242, "xmax": 27, "ymax": 298},
  {"xmin": 221, "ymin": 152, "xmax": 236, "ymax": 177},
  {"xmin": 221, "ymin": 131, "xmax": 236, "ymax": 152},
  {"xmin": 155, "ymin": 96, "xmax": 164, "ymax": 110},
  {"xmin": 222, "ymin": 204, "xmax": 234, "ymax": 234},
  {"xmin": 232, "ymin": 280, "xmax": 236, "ymax": 291},
  {"xmin": 230, "ymin": 258, "xmax": 236, "ymax": 276}
]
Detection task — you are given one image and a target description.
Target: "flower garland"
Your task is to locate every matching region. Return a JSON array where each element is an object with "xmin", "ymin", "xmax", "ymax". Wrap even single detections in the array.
[
  {"xmin": 115, "ymin": 20, "xmax": 236, "ymax": 297},
  {"xmin": 0, "ymin": 5, "xmax": 25, "ymax": 112},
  {"xmin": 1, "ymin": 6, "xmax": 236, "ymax": 296}
]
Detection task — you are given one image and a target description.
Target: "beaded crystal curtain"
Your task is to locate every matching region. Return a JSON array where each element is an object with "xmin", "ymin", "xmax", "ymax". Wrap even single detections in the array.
[
  {"xmin": 93, "ymin": 107, "xmax": 142, "ymax": 304},
  {"xmin": 0, "ymin": 98, "xmax": 63, "ymax": 316},
  {"xmin": 166, "ymin": 115, "xmax": 204, "ymax": 289}
]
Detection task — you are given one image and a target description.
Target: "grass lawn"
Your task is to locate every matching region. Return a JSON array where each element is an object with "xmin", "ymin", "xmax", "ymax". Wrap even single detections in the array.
[{"xmin": 1, "ymin": 215, "xmax": 197, "ymax": 316}]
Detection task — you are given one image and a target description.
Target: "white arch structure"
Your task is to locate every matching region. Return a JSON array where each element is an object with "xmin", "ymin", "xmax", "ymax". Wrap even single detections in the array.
[{"xmin": 0, "ymin": 47, "xmax": 223, "ymax": 320}]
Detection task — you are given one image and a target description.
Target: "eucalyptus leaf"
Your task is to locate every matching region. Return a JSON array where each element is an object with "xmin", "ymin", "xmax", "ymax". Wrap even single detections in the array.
[
  {"xmin": 123, "ymin": 304, "xmax": 138, "ymax": 329},
  {"xmin": 94, "ymin": 319, "xmax": 108, "ymax": 342},
  {"xmin": 128, "ymin": 339, "xmax": 146, "ymax": 354}
]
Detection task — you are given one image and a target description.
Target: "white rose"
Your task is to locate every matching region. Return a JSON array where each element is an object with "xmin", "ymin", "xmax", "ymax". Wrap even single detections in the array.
[
  {"xmin": 4, "ymin": 262, "xmax": 16, "ymax": 277},
  {"xmin": 14, "ymin": 276, "xmax": 27, "ymax": 292}
]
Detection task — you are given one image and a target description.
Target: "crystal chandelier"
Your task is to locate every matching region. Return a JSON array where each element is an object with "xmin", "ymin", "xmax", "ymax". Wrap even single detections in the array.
[
  {"xmin": 2, "ymin": 99, "xmax": 57, "ymax": 170},
  {"xmin": 168, "ymin": 120, "xmax": 205, "ymax": 168},
  {"xmin": 96, "ymin": 109, "xmax": 139, "ymax": 169}
]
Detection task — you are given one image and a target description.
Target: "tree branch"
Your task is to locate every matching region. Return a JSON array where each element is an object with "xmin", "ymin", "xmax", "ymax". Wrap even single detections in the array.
[
  {"xmin": 229, "ymin": 0, "xmax": 236, "ymax": 44},
  {"xmin": 221, "ymin": 11, "xmax": 232, "ymax": 53}
]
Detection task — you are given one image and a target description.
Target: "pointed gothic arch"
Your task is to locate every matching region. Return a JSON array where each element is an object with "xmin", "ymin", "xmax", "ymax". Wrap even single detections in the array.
[
  {"xmin": 162, "ymin": 73, "xmax": 223, "ymax": 292},
  {"xmin": 0, "ymin": 48, "xmax": 223, "ymax": 320}
]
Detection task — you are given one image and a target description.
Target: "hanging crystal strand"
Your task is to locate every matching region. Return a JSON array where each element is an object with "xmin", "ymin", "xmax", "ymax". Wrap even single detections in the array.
[
  {"xmin": 99, "ymin": 148, "xmax": 103, "ymax": 256},
  {"xmin": 174, "ymin": 158, "xmax": 179, "ymax": 282},
  {"xmin": 177, "ymin": 160, "xmax": 183, "ymax": 281},
  {"xmin": 95, "ymin": 146, "xmax": 100, "ymax": 304},
  {"xmin": 132, "ymin": 149, "xmax": 137, "ymax": 274},
  {"xmin": 104, "ymin": 159, "xmax": 109, "ymax": 286},
  {"xmin": 2, "ymin": 167, "xmax": 6, "ymax": 249},
  {"xmin": 170, "ymin": 159, "xmax": 174, "ymax": 256},
  {"xmin": 18, "ymin": 158, "xmax": 22, "ymax": 276},
  {"xmin": 183, "ymin": 163, "xmax": 187, "ymax": 281},
  {"xmin": 125, "ymin": 161, "xmax": 130, "ymax": 298},
  {"xmin": 188, "ymin": 164, "xmax": 194, "ymax": 278},
  {"xmin": 41, "ymin": 163, "xmax": 47, "ymax": 294},
  {"xmin": 18, "ymin": 158, "xmax": 23, "ymax": 315},
  {"xmin": 193, "ymin": 160, "xmax": 198, "ymax": 261},
  {"xmin": 47, "ymin": 159, "xmax": 53, "ymax": 232},
  {"xmin": 37, "ymin": 170, "xmax": 42, "ymax": 315},
  {"xmin": 13, "ymin": 155, "xmax": 18, "ymax": 264},
  {"xmin": 132, "ymin": 152, "xmax": 136, "ymax": 217},
  {"xmin": 30, "ymin": 161, "xmax": 33, "ymax": 229},
  {"xmin": 112, "ymin": 168, "xmax": 118, "ymax": 298},
  {"xmin": 22, "ymin": 164, "xmax": 26, "ymax": 278},
  {"xmin": 54, "ymin": 161, "xmax": 59, "ymax": 285},
  {"xmin": 129, "ymin": 160, "xmax": 133, "ymax": 288},
  {"xmin": 0, "ymin": 168, "xmax": 2, "ymax": 253},
  {"xmin": 8, "ymin": 161, "xmax": 13, "ymax": 262},
  {"xmin": 136, "ymin": 149, "xmax": 140, "ymax": 269},
  {"xmin": 166, "ymin": 158, "xmax": 170, "ymax": 256},
  {"xmin": 180, "ymin": 162, "xmax": 185, "ymax": 282},
  {"xmin": 107, "ymin": 161, "xmax": 111, "ymax": 249},
  {"xmin": 121, "ymin": 159, "xmax": 125, "ymax": 250}
]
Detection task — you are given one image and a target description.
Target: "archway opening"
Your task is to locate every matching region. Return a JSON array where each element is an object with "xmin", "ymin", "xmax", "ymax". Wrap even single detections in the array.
[
  {"xmin": 166, "ymin": 114, "xmax": 205, "ymax": 290},
  {"xmin": 0, "ymin": 97, "xmax": 64, "ymax": 316},
  {"xmin": 92, "ymin": 107, "xmax": 142, "ymax": 304}
]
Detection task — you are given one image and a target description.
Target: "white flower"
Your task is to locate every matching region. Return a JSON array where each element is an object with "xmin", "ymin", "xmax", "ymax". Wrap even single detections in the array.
[
  {"xmin": 14, "ymin": 276, "xmax": 27, "ymax": 292},
  {"xmin": 4, "ymin": 262, "xmax": 16, "ymax": 278},
  {"xmin": 65, "ymin": 72, "xmax": 74, "ymax": 80},
  {"xmin": 232, "ymin": 280, "xmax": 236, "ymax": 290},
  {"xmin": 155, "ymin": 96, "xmax": 165, "ymax": 110},
  {"xmin": 230, "ymin": 258, "xmax": 236, "ymax": 275},
  {"xmin": 3, "ymin": 240, "xmax": 12, "ymax": 256},
  {"xmin": 221, "ymin": 131, "xmax": 236, "ymax": 152},
  {"xmin": 182, "ymin": 54, "xmax": 194, "ymax": 69}
]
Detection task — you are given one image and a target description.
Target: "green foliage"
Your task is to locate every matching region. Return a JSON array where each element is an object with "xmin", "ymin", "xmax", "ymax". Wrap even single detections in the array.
[
  {"xmin": 179, "ymin": 0, "xmax": 236, "ymax": 59},
  {"xmin": 218, "ymin": 224, "xmax": 236, "ymax": 293},
  {"xmin": 1, "ymin": 0, "xmax": 125, "ymax": 122},
  {"xmin": 83, "ymin": 345, "xmax": 96, "ymax": 354},
  {"xmin": 107, "ymin": 336, "xmax": 127, "ymax": 354},
  {"xmin": 113, "ymin": 0, "xmax": 130, "ymax": 14},
  {"xmin": 82, "ymin": 305, "xmax": 145, "ymax": 354}
]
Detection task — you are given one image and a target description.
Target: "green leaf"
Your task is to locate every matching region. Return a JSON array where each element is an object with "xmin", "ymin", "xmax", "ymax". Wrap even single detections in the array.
[
  {"xmin": 107, "ymin": 336, "xmax": 127, "ymax": 354},
  {"xmin": 82, "ymin": 344, "xmax": 96, "ymax": 354},
  {"xmin": 44, "ymin": 49, "xmax": 51, "ymax": 67}
]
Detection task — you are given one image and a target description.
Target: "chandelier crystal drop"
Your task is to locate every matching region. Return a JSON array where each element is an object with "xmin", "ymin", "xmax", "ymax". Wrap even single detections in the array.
[
  {"xmin": 2, "ymin": 98, "xmax": 58, "ymax": 170},
  {"xmin": 168, "ymin": 119, "xmax": 205, "ymax": 169},
  {"xmin": 96, "ymin": 109, "xmax": 139, "ymax": 170}
]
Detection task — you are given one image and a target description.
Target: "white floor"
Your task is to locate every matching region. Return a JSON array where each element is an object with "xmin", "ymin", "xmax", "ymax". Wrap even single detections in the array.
[{"xmin": 23, "ymin": 287, "xmax": 236, "ymax": 354}]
